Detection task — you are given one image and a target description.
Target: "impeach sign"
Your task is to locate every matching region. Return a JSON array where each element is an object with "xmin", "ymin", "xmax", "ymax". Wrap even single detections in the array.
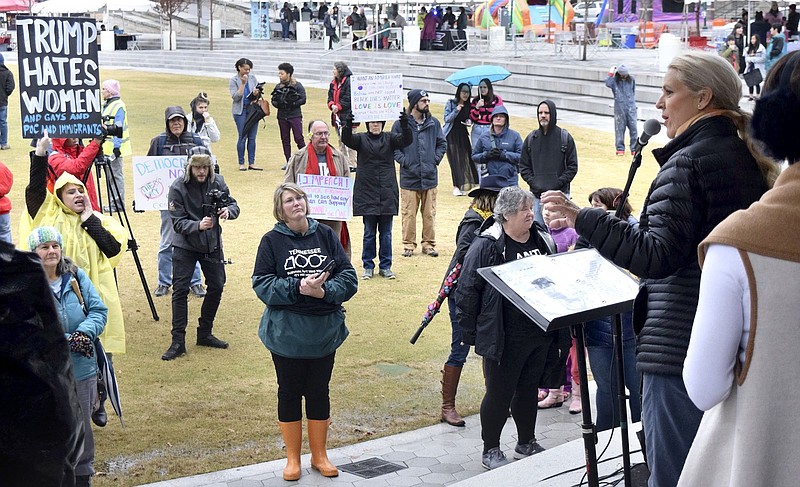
[
  {"xmin": 132, "ymin": 156, "xmax": 188, "ymax": 211},
  {"xmin": 351, "ymin": 73, "xmax": 404, "ymax": 123},
  {"xmin": 296, "ymin": 174, "xmax": 353, "ymax": 222},
  {"xmin": 16, "ymin": 16, "xmax": 102, "ymax": 138}
]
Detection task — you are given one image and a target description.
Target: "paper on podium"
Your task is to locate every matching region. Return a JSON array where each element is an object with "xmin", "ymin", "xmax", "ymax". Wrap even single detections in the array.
[{"xmin": 477, "ymin": 248, "xmax": 639, "ymax": 332}]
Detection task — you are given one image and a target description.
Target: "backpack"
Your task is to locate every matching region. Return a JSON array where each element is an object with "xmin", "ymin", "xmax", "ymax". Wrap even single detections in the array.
[{"xmin": 346, "ymin": 14, "xmax": 354, "ymax": 26}]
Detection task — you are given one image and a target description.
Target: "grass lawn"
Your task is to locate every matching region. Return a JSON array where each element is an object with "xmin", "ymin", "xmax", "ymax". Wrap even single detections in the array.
[{"xmin": 3, "ymin": 66, "xmax": 661, "ymax": 485}]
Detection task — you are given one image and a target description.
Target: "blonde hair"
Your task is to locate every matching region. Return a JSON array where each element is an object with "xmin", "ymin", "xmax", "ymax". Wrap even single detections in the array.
[
  {"xmin": 668, "ymin": 52, "xmax": 779, "ymax": 187},
  {"xmin": 273, "ymin": 182, "xmax": 309, "ymax": 222}
]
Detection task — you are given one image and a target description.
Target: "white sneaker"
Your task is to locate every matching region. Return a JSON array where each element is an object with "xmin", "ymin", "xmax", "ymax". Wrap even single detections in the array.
[{"xmin": 453, "ymin": 187, "xmax": 462, "ymax": 196}]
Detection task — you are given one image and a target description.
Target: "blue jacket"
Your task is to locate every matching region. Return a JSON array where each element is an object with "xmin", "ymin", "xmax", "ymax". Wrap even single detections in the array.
[
  {"xmin": 53, "ymin": 267, "xmax": 108, "ymax": 381},
  {"xmin": 604, "ymin": 74, "xmax": 637, "ymax": 112},
  {"xmin": 392, "ymin": 113, "xmax": 447, "ymax": 191},
  {"xmin": 472, "ymin": 106, "xmax": 523, "ymax": 185},
  {"xmin": 253, "ymin": 219, "xmax": 358, "ymax": 359}
]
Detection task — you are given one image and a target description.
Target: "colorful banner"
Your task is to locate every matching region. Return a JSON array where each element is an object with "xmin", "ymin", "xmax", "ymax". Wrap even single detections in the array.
[
  {"xmin": 296, "ymin": 174, "xmax": 353, "ymax": 222},
  {"xmin": 132, "ymin": 155, "xmax": 187, "ymax": 211},
  {"xmin": 351, "ymin": 73, "xmax": 404, "ymax": 123}
]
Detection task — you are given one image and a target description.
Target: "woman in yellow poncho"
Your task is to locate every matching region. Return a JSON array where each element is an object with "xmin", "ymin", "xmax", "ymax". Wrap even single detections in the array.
[{"xmin": 21, "ymin": 134, "xmax": 128, "ymax": 424}]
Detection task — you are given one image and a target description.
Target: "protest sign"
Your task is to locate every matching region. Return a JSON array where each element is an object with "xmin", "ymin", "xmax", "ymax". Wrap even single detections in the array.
[
  {"xmin": 132, "ymin": 156, "xmax": 188, "ymax": 211},
  {"xmin": 16, "ymin": 16, "xmax": 102, "ymax": 139},
  {"xmin": 296, "ymin": 174, "xmax": 353, "ymax": 222},
  {"xmin": 351, "ymin": 73, "xmax": 404, "ymax": 123}
]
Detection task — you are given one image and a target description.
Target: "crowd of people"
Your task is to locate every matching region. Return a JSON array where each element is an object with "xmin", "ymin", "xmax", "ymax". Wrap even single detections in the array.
[{"xmin": 5, "ymin": 31, "xmax": 800, "ymax": 485}]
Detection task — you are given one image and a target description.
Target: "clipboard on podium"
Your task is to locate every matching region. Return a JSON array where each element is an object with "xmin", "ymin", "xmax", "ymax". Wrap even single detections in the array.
[{"xmin": 477, "ymin": 248, "xmax": 639, "ymax": 332}]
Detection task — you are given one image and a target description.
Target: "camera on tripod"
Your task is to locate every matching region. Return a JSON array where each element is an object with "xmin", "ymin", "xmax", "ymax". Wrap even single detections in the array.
[
  {"xmin": 101, "ymin": 115, "xmax": 123, "ymax": 139},
  {"xmin": 203, "ymin": 189, "xmax": 230, "ymax": 218}
]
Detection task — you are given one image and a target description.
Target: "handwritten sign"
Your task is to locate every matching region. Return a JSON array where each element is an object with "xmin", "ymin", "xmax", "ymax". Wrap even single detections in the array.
[
  {"xmin": 132, "ymin": 156, "xmax": 187, "ymax": 211},
  {"xmin": 351, "ymin": 73, "xmax": 404, "ymax": 123},
  {"xmin": 16, "ymin": 16, "xmax": 102, "ymax": 139},
  {"xmin": 296, "ymin": 174, "xmax": 353, "ymax": 222}
]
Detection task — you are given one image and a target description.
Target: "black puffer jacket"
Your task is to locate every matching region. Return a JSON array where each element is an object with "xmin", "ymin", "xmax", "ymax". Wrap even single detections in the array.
[
  {"xmin": 342, "ymin": 121, "xmax": 412, "ymax": 216},
  {"xmin": 574, "ymin": 116, "xmax": 768, "ymax": 376},
  {"xmin": 455, "ymin": 218, "xmax": 556, "ymax": 362}
]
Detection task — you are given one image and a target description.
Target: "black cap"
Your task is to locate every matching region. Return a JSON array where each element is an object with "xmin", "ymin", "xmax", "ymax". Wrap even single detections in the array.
[{"xmin": 467, "ymin": 174, "xmax": 513, "ymax": 197}]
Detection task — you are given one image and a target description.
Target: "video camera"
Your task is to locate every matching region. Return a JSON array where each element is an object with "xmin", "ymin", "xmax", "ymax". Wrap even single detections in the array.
[
  {"xmin": 247, "ymin": 81, "xmax": 267, "ymax": 102},
  {"xmin": 101, "ymin": 115, "xmax": 123, "ymax": 139},
  {"xmin": 204, "ymin": 189, "xmax": 230, "ymax": 218}
]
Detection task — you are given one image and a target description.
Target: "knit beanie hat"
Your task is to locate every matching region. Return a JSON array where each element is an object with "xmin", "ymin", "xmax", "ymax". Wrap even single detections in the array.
[
  {"xmin": 407, "ymin": 89, "xmax": 428, "ymax": 108},
  {"xmin": 617, "ymin": 65, "xmax": 629, "ymax": 76},
  {"xmin": 102, "ymin": 79, "xmax": 121, "ymax": 97},
  {"xmin": 28, "ymin": 226, "xmax": 63, "ymax": 251}
]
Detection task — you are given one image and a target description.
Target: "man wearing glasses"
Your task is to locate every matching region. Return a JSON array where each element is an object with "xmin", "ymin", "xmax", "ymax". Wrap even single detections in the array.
[
  {"xmin": 392, "ymin": 89, "xmax": 447, "ymax": 258},
  {"xmin": 284, "ymin": 120, "xmax": 351, "ymax": 257}
]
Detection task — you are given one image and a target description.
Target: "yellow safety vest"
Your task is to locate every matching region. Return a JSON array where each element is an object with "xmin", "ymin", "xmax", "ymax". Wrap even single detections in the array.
[{"xmin": 101, "ymin": 98, "xmax": 132, "ymax": 157}]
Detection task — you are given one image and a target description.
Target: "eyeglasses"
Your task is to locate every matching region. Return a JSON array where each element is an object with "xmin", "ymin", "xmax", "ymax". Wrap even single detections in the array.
[{"xmin": 313, "ymin": 131, "xmax": 330, "ymax": 137}]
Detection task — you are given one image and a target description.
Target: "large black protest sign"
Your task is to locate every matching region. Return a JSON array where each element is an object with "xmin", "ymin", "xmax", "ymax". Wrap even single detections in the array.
[{"xmin": 16, "ymin": 16, "xmax": 102, "ymax": 139}]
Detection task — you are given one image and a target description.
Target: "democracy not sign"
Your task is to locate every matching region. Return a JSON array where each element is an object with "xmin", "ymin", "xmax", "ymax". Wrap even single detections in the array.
[
  {"xmin": 132, "ymin": 156, "xmax": 189, "ymax": 211},
  {"xmin": 351, "ymin": 73, "xmax": 404, "ymax": 123},
  {"xmin": 17, "ymin": 16, "xmax": 102, "ymax": 139},
  {"xmin": 296, "ymin": 174, "xmax": 353, "ymax": 222}
]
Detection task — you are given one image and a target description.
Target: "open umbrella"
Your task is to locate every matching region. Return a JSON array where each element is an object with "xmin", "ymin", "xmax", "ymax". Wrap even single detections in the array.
[
  {"xmin": 240, "ymin": 98, "xmax": 271, "ymax": 137},
  {"xmin": 95, "ymin": 339, "xmax": 125, "ymax": 428},
  {"xmin": 445, "ymin": 65, "xmax": 511, "ymax": 87},
  {"xmin": 410, "ymin": 263, "xmax": 461, "ymax": 344}
]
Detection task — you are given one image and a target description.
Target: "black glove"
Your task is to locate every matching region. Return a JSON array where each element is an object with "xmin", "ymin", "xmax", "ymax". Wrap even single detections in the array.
[
  {"xmin": 113, "ymin": 147, "xmax": 121, "ymax": 158},
  {"xmin": 399, "ymin": 111, "xmax": 410, "ymax": 128},
  {"xmin": 98, "ymin": 125, "xmax": 109, "ymax": 138},
  {"xmin": 487, "ymin": 148, "xmax": 502, "ymax": 160},
  {"xmin": 343, "ymin": 112, "xmax": 355, "ymax": 128}
]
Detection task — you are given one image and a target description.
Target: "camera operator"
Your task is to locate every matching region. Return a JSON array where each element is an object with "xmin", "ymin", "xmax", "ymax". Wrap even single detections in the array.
[
  {"xmin": 148, "ymin": 106, "xmax": 206, "ymax": 299},
  {"xmin": 100, "ymin": 79, "xmax": 131, "ymax": 212},
  {"xmin": 161, "ymin": 147, "xmax": 240, "ymax": 361}
]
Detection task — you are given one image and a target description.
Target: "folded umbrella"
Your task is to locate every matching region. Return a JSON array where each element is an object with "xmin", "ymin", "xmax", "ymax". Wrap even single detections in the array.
[
  {"xmin": 410, "ymin": 263, "xmax": 461, "ymax": 344},
  {"xmin": 445, "ymin": 65, "xmax": 511, "ymax": 87},
  {"xmin": 240, "ymin": 99, "xmax": 271, "ymax": 137},
  {"xmin": 95, "ymin": 339, "xmax": 125, "ymax": 428}
]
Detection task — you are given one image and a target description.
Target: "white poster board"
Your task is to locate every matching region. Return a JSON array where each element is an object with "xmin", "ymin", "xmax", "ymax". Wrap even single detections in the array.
[
  {"xmin": 132, "ymin": 155, "xmax": 187, "ymax": 211},
  {"xmin": 350, "ymin": 73, "xmax": 404, "ymax": 123},
  {"xmin": 295, "ymin": 174, "xmax": 353, "ymax": 222}
]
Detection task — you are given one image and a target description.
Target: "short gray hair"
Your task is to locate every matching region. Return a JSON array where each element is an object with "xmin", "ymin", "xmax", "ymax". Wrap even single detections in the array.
[{"xmin": 493, "ymin": 186, "xmax": 534, "ymax": 223}]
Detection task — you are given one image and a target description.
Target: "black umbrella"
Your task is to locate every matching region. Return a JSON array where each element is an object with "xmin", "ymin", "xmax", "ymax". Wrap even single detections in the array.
[
  {"xmin": 95, "ymin": 339, "xmax": 125, "ymax": 428},
  {"xmin": 240, "ymin": 99, "xmax": 271, "ymax": 137}
]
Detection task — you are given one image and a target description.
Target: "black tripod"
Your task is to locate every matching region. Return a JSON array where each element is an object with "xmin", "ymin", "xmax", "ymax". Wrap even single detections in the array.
[{"xmin": 94, "ymin": 151, "xmax": 159, "ymax": 321}]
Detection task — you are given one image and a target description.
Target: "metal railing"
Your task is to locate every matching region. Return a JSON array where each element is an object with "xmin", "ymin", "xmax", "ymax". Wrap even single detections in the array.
[{"xmin": 321, "ymin": 27, "xmax": 403, "ymax": 56}]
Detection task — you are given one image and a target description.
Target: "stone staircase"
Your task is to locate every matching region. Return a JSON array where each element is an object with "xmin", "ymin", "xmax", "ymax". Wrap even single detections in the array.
[{"xmin": 99, "ymin": 38, "xmax": 667, "ymax": 121}]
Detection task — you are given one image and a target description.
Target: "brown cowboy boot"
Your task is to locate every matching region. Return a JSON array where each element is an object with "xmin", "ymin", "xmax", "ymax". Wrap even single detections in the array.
[
  {"xmin": 441, "ymin": 365, "xmax": 466, "ymax": 426},
  {"xmin": 278, "ymin": 420, "xmax": 303, "ymax": 481}
]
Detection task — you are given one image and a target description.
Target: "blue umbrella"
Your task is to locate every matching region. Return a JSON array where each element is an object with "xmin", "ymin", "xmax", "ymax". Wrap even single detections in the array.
[{"xmin": 445, "ymin": 65, "xmax": 511, "ymax": 87}]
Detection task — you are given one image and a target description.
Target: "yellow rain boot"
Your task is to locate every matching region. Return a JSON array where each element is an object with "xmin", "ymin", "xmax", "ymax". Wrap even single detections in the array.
[
  {"xmin": 307, "ymin": 419, "xmax": 339, "ymax": 477},
  {"xmin": 278, "ymin": 420, "xmax": 303, "ymax": 481}
]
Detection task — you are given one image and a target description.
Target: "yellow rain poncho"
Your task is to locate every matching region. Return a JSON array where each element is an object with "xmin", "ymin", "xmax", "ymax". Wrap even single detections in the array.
[{"xmin": 21, "ymin": 173, "xmax": 128, "ymax": 354}]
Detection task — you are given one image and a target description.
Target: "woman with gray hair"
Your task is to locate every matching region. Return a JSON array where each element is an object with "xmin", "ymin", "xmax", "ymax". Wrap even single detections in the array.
[
  {"xmin": 542, "ymin": 51, "xmax": 778, "ymax": 486},
  {"xmin": 455, "ymin": 186, "xmax": 564, "ymax": 470}
]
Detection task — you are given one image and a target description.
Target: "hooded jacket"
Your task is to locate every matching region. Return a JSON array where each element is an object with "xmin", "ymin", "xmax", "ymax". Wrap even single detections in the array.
[
  {"xmin": 147, "ymin": 106, "xmax": 201, "ymax": 157},
  {"xmin": 472, "ymin": 106, "xmax": 523, "ymax": 185},
  {"xmin": 23, "ymin": 153, "xmax": 128, "ymax": 354},
  {"xmin": 253, "ymin": 218, "xmax": 358, "ymax": 359},
  {"xmin": 47, "ymin": 138, "xmax": 102, "ymax": 211},
  {"xmin": 0, "ymin": 62, "xmax": 14, "ymax": 107},
  {"xmin": 0, "ymin": 161, "xmax": 11, "ymax": 215},
  {"xmin": 189, "ymin": 99, "xmax": 221, "ymax": 151},
  {"xmin": 574, "ymin": 116, "xmax": 767, "ymax": 376},
  {"xmin": 455, "ymin": 217, "xmax": 556, "ymax": 362},
  {"xmin": 391, "ymin": 112, "xmax": 447, "ymax": 191},
  {"xmin": 342, "ymin": 120, "xmax": 412, "ymax": 216},
  {"xmin": 327, "ymin": 65, "xmax": 353, "ymax": 126},
  {"xmin": 168, "ymin": 161, "xmax": 239, "ymax": 255},
  {"xmin": 519, "ymin": 100, "xmax": 579, "ymax": 197}
]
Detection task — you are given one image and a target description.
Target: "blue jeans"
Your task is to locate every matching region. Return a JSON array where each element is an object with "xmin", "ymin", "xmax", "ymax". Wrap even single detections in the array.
[
  {"xmin": 0, "ymin": 105, "xmax": 8, "ymax": 145},
  {"xmin": 642, "ymin": 373, "xmax": 703, "ymax": 487},
  {"xmin": 281, "ymin": 20, "xmax": 290, "ymax": 39},
  {"xmin": 158, "ymin": 210, "xmax": 201, "ymax": 287},
  {"xmin": 361, "ymin": 215, "xmax": 393, "ymax": 271},
  {"xmin": 445, "ymin": 295, "xmax": 470, "ymax": 367},
  {"xmin": 0, "ymin": 213, "xmax": 11, "ymax": 244},
  {"xmin": 614, "ymin": 106, "xmax": 638, "ymax": 152},
  {"xmin": 233, "ymin": 110, "xmax": 258, "ymax": 166},
  {"xmin": 585, "ymin": 313, "xmax": 641, "ymax": 431}
]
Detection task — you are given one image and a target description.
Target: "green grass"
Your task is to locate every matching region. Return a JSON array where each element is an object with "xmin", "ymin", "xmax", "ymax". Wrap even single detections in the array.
[{"xmin": 3, "ymin": 66, "xmax": 660, "ymax": 485}]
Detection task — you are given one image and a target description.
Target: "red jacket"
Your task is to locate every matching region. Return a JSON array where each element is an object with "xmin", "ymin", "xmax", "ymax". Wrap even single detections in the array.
[
  {"xmin": 0, "ymin": 161, "xmax": 11, "ymax": 214},
  {"xmin": 47, "ymin": 139, "xmax": 102, "ymax": 211}
]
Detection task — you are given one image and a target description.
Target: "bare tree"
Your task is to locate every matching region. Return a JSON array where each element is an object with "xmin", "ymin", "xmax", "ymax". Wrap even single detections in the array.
[{"xmin": 152, "ymin": 0, "xmax": 192, "ymax": 50}]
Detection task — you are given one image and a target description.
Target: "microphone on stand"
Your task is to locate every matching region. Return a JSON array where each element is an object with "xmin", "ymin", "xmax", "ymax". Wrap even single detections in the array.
[{"xmin": 632, "ymin": 118, "xmax": 663, "ymax": 154}]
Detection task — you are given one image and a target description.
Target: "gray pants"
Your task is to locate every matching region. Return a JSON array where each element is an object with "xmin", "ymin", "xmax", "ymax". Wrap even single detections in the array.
[
  {"xmin": 107, "ymin": 155, "xmax": 125, "ymax": 211},
  {"xmin": 75, "ymin": 376, "xmax": 97, "ymax": 477}
]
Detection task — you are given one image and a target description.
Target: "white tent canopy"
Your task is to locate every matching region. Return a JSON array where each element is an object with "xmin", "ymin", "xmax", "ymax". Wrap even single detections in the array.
[{"xmin": 32, "ymin": 0, "xmax": 152, "ymax": 15}]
